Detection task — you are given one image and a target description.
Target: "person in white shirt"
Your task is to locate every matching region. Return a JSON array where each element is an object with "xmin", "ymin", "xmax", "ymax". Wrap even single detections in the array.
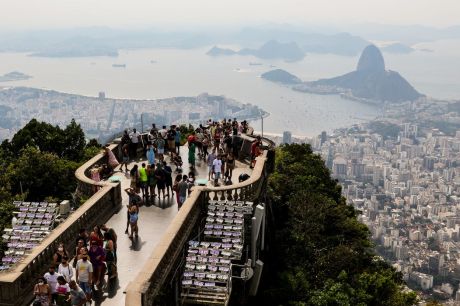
[
  {"xmin": 207, "ymin": 150, "xmax": 216, "ymax": 180},
  {"xmin": 129, "ymin": 128, "xmax": 141, "ymax": 160},
  {"xmin": 44, "ymin": 265, "xmax": 62, "ymax": 305},
  {"xmin": 212, "ymin": 156, "xmax": 222, "ymax": 186},
  {"xmin": 158, "ymin": 125, "xmax": 168, "ymax": 140},
  {"xmin": 58, "ymin": 256, "xmax": 73, "ymax": 283}
]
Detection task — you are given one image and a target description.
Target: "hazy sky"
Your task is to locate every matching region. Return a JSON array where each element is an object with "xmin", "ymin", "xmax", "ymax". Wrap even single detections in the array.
[{"xmin": 2, "ymin": 0, "xmax": 459, "ymax": 30}]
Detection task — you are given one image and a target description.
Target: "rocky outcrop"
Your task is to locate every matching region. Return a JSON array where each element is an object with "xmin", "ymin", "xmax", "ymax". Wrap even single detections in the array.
[{"xmin": 308, "ymin": 45, "xmax": 422, "ymax": 102}]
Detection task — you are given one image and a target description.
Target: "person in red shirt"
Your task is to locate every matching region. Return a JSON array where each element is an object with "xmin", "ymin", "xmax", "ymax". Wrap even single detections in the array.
[
  {"xmin": 187, "ymin": 131, "xmax": 196, "ymax": 146},
  {"xmin": 250, "ymin": 136, "xmax": 262, "ymax": 169}
]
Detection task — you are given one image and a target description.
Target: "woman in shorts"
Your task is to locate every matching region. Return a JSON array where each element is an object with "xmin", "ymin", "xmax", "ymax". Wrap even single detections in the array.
[{"xmin": 129, "ymin": 204, "xmax": 139, "ymax": 239}]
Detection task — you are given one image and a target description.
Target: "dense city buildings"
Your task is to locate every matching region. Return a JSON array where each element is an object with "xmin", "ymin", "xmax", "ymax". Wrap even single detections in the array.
[
  {"xmin": 0, "ymin": 87, "xmax": 266, "ymax": 143},
  {"xmin": 303, "ymin": 99, "xmax": 460, "ymax": 303}
]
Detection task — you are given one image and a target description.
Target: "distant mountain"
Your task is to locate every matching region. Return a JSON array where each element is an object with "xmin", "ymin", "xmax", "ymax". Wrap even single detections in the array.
[
  {"xmin": 381, "ymin": 43, "xmax": 414, "ymax": 54},
  {"xmin": 241, "ymin": 40, "xmax": 305, "ymax": 61},
  {"xmin": 206, "ymin": 46, "xmax": 237, "ymax": 56},
  {"xmin": 234, "ymin": 27, "xmax": 370, "ymax": 56},
  {"xmin": 206, "ymin": 40, "xmax": 306, "ymax": 62},
  {"xmin": 261, "ymin": 69, "xmax": 302, "ymax": 84},
  {"xmin": 304, "ymin": 45, "xmax": 422, "ymax": 103}
]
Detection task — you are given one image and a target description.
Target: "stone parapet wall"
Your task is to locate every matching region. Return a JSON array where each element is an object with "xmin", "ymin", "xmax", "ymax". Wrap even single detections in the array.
[{"xmin": 0, "ymin": 144, "xmax": 122, "ymax": 306}]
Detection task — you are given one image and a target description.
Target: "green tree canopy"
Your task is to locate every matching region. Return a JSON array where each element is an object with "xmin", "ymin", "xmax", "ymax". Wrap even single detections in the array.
[
  {"xmin": 7, "ymin": 118, "xmax": 86, "ymax": 161},
  {"xmin": 257, "ymin": 143, "xmax": 417, "ymax": 306}
]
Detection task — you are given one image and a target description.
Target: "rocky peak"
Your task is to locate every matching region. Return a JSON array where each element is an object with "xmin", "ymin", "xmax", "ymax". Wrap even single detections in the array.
[{"xmin": 356, "ymin": 45, "xmax": 385, "ymax": 72}]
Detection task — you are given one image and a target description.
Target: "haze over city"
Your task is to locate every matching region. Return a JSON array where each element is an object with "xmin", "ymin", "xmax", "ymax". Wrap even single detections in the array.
[
  {"xmin": 1, "ymin": 0, "xmax": 459, "ymax": 29},
  {"xmin": 1, "ymin": 1, "xmax": 460, "ymax": 306}
]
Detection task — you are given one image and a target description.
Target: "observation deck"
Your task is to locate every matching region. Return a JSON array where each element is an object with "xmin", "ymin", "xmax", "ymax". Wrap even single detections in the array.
[{"xmin": 0, "ymin": 131, "xmax": 274, "ymax": 306}]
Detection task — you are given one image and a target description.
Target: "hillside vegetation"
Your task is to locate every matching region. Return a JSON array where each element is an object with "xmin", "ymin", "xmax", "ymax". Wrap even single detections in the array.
[{"xmin": 257, "ymin": 144, "xmax": 417, "ymax": 305}]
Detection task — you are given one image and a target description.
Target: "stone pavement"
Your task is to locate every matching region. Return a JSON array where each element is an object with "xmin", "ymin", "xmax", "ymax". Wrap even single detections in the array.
[{"xmin": 93, "ymin": 146, "xmax": 252, "ymax": 306}]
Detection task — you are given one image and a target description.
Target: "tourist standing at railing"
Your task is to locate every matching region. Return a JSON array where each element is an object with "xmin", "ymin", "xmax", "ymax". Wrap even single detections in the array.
[
  {"xmin": 103, "ymin": 144, "xmax": 119, "ymax": 172},
  {"xmin": 187, "ymin": 172, "xmax": 195, "ymax": 194},
  {"xmin": 158, "ymin": 125, "xmax": 167, "ymax": 141},
  {"xmin": 250, "ymin": 136, "xmax": 262, "ymax": 169},
  {"xmin": 150, "ymin": 123, "xmax": 158, "ymax": 138},
  {"xmin": 119, "ymin": 144, "xmax": 130, "ymax": 172},
  {"xmin": 75, "ymin": 228, "xmax": 88, "ymax": 248},
  {"xmin": 121, "ymin": 130, "xmax": 130, "ymax": 147},
  {"xmin": 167, "ymin": 126, "xmax": 176, "ymax": 155},
  {"xmin": 34, "ymin": 277, "xmax": 51, "ymax": 306},
  {"xmin": 129, "ymin": 128, "xmax": 141, "ymax": 160}
]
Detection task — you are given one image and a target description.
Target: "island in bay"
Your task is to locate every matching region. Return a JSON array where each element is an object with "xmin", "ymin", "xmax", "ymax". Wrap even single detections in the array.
[{"xmin": 0, "ymin": 71, "xmax": 32, "ymax": 82}]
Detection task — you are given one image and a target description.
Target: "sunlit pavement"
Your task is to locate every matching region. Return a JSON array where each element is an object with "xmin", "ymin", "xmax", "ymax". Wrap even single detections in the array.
[{"xmin": 95, "ymin": 146, "xmax": 252, "ymax": 306}]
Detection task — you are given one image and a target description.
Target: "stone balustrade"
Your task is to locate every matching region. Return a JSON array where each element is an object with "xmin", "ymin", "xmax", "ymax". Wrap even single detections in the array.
[{"xmin": 0, "ymin": 144, "xmax": 122, "ymax": 306}]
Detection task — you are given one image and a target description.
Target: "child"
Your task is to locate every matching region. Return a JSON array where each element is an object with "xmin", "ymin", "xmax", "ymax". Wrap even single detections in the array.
[
  {"xmin": 172, "ymin": 152, "xmax": 183, "ymax": 172},
  {"xmin": 187, "ymin": 172, "xmax": 195, "ymax": 194}
]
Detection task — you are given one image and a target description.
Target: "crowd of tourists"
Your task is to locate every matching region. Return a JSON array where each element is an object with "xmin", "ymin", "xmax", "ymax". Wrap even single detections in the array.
[
  {"xmin": 33, "ymin": 225, "xmax": 117, "ymax": 306},
  {"xmin": 32, "ymin": 119, "xmax": 262, "ymax": 305}
]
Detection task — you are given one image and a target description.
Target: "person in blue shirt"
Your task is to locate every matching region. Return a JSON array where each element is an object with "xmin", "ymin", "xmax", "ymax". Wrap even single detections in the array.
[
  {"xmin": 146, "ymin": 144, "xmax": 155, "ymax": 165},
  {"xmin": 174, "ymin": 126, "xmax": 181, "ymax": 154}
]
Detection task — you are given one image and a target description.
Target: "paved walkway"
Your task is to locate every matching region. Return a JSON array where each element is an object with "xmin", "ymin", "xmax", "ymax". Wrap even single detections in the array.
[{"xmin": 94, "ymin": 146, "xmax": 252, "ymax": 306}]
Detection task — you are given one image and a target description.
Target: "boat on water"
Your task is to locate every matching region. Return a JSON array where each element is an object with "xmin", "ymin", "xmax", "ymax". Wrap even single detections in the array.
[{"xmin": 112, "ymin": 64, "xmax": 126, "ymax": 68}]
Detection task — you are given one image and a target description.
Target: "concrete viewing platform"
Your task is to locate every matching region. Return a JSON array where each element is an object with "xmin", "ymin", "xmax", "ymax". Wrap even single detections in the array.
[
  {"xmin": 95, "ymin": 146, "xmax": 253, "ymax": 305},
  {"xmin": 0, "ymin": 132, "xmax": 273, "ymax": 306}
]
